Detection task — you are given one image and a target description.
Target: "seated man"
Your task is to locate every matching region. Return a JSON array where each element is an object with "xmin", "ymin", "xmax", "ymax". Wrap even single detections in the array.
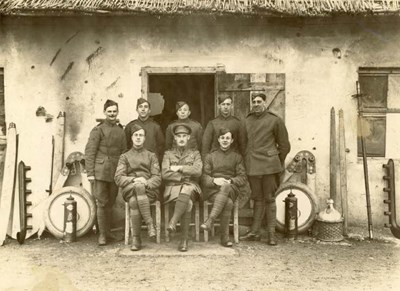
[
  {"xmin": 201, "ymin": 127, "xmax": 250, "ymax": 247},
  {"xmin": 162, "ymin": 124, "xmax": 202, "ymax": 252},
  {"xmin": 115, "ymin": 124, "xmax": 161, "ymax": 251}
]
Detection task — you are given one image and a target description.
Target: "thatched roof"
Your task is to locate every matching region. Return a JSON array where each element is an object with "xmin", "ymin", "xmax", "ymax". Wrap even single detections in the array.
[{"xmin": 0, "ymin": 0, "xmax": 399, "ymax": 16}]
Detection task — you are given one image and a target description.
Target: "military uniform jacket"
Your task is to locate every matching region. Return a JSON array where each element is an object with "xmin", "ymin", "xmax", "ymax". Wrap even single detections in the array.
[
  {"xmin": 162, "ymin": 147, "xmax": 203, "ymax": 203},
  {"xmin": 201, "ymin": 115, "xmax": 246, "ymax": 157},
  {"xmin": 85, "ymin": 120, "xmax": 127, "ymax": 182},
  {"xmin": 244, "ymin": 110, "xmax": 290, "ymax": 176},
  {"xmin": 124, "ymin": 118, "xmax": 165, "ymax": 160},
  {"xmin": 165, "ymin": 118, "xmax": 203, "ymax": 151},
  {"xmin": 114, "ymin": 147, "xmax": 161, "ymax": 202},
  {"xmin": 202, "ymin": 148, "xmax": 251, "ymax": 200}
]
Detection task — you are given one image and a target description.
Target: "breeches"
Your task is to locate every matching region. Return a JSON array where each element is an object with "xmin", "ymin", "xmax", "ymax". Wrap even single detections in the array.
[
  {"xmin": 93, "ymin": 180, "xmax": 118, "ymax": 208},
  {"xmin": 248, "ymin": 174, "xmax": 279, "ymax": 202}
]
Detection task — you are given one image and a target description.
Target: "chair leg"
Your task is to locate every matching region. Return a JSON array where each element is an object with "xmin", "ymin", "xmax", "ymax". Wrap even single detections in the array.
[
  {"xmin": 195, "ymin": 201, "xmax": 200, "ymax": 242},
  {"xmin": 125, "ymin": 202, "xmax": 130, "ymax": 246},
  {"xmin": 203, "ymin": 201, "xmax": 209, "ymax": 242},
  {"xmin": 155, "ymin": 201, "xmax": 161, "ymax": 244},
  {"xmin": 234, "ymin": 200, "xmax": 239, "ymax": 244},
  {"xmin": 164, "ymin": 203, "xmax": 169, "ymax": 242}
]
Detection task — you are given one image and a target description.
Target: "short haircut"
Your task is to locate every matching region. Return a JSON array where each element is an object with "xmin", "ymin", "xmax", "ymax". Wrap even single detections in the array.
[
  {"xmin": 104, "ymin": 99, "xmax": 118, "ymax": 110},
  {"xmin": 218, "ymin": 127, "xmax": 234, "ymax": 139},
  {"xmin": 251, "ymin": 93, "xmax": 266, "ymax": 101}
]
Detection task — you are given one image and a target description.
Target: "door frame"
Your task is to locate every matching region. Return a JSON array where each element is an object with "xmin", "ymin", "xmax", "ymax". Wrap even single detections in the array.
[{"xmin": 140, "ymin": 66, "xmax": 226, "ymax": 124}]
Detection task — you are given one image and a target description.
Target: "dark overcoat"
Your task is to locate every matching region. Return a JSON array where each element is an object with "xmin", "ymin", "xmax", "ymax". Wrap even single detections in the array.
[
  {"xmin": 84, "ymin": 120, "xmax": 127, "ymax": 182},
  {"xmin": 244, "ymin": 110, "xmax": 290, "ymax": 176}
]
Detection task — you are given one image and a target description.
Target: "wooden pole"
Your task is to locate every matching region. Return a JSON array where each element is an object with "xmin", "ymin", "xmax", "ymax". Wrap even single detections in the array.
[
  {"xmin": 339, "ymin": 109, "xmax": 348, "ymax": 235},
  {"xmin": 330, "ymin": 107, "xmax": 338, "ymax": 206},
  {"xmin": 52, "ymin": 112, "xmax": 65, "ymax": 187}
]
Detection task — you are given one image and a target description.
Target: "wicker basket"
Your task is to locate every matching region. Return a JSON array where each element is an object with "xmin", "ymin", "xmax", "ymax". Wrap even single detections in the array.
[{"xmin": 315, "ymin": 218, "xmax": 344, "ymax": 242}]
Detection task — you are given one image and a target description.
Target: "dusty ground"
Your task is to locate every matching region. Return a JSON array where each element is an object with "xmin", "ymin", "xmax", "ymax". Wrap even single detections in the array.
[{"xmin": 0, "ymin": 226, "xmax": 399, "ymax": 291}]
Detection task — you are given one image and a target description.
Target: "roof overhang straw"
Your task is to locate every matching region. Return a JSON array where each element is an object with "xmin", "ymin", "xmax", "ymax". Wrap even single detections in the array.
[{"xmin": 0, "ymin": 0, "xmax": 400, "ymax": 16}]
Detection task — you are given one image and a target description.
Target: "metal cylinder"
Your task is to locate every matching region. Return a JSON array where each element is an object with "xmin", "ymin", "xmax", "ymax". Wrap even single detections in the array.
[
  {"xmin": 63, "ymin": 193, "xmax": 77, "ymax": 242},
  {"xmin": 284, "ymin": 188, "xmax": 298, "ymax": 239}
]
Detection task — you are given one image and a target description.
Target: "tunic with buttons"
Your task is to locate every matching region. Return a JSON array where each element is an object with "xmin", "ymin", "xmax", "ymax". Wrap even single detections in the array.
[
  {"xmin": 202, "ymin": 148, "xmax": 251, "ymax": 200},
  {"xmin": 201, "ymin": 115, "xmax": 246, "ymax": 157},
  {"xmin": 124, "ymin": 118, "xmax": 165, "ymax": 160},
  {"xmin": 162, "ymin": 148, "xmax": 203, "ymax": 203},
  {"xmin": 85, "ymin": 120, "xmax": 127, "ymax": 182},
  {"xmin": 114, "ymin": 147, "xmax": 161, "ymax": 202},
  {"xmin": 244, "ymin": 110, "xmax": 290, "ymax": 176},
  {"xmin": 165, "ymin": 118, "xmax": 203, "ymax": 151}
]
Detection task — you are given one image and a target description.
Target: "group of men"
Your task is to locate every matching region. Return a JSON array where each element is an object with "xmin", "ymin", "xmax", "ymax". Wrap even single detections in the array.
[{"xmin": 85, "ymin": 93, "xmax": 290, "ymax": 252}]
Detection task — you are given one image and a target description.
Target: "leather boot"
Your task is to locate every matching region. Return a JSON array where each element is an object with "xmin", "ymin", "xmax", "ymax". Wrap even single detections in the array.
[
  {"xmin": 147, "ymin": 223, "xmax": 157, "ymax": 239},
  {"xmin": 130, "ymin": 209, "xmax": 142, "ymax": 251},
  {"xmin": 96, "ymin": 206, "xmax": 107, "ymax": 246},
  {"xmin": 178, "ymin": 211, "xmax": 191, "ymax": 252},
  {"xmin": 105, "ymin": 208, "xmax": 122, "ymax": 241},
  {"xmin": 168, "ymin": 193, "xmax": 191, "ymax": 232},
  {"xmin": 130, "ymin": 236, "xmax": 142, "ymax": 251},
  {"xmin": 220, "ymin": 214, "xmax": 233, "ymax": 247},
  {"xmin": 239, "ymin": 200, "xmax": 264, "ymax": 241},
  {"xmin": 266, "ymin": 201, "xmax": 277, "ymax": 246},
  {"xmin": 200, "ymin": 218, "xmax": 213, "ymax": 231}
]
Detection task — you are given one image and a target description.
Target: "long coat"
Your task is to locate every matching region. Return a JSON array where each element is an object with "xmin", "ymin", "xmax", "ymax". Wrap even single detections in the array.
[
  {"xmin": 244, "ymin": 110, "xmax": 290, "ymax": 176},
  {"xmin": 114, "ymin": 147, "xmax": 161, "ymax": 202},
  {"xmin": 201, "ymin": 115, "xmax": 246, "ymax": 157},
  {"xmin": 165, "ymin": 118, "xmax": 203, "ymax": 150},
  {"xmin": 84, "ymin": 120, "xmax": 127, "ymax": 182},
  {"xmin": 202, "ymin": 148, "xmax": 251, "ymax": 201},
  {"xmin": 162, "ymin": 147, "xmax": 202, "ymax": 203},
  {"xmin": 124, "ymin": 118, "xmax": 165, "ymax": 160}
]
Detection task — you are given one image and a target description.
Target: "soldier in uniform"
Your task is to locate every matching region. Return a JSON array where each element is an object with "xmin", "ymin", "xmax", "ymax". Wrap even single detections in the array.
[
  {"xmin": 115, "ymin": 124, "xmax": 161, "ymax": 251},
  {"xmin": 85, "ymin": 99, "xmax": 127, "ymax": 246},
  {"xmin": 165, "ymin": 101, "xmax": 203, "ymax": 151},
  {"xmin": 124, "ymin": 98, "xmax": 165, "ymax": 161},
  {"xmin": 240, "ymin": 93, "xmax": 290, "ymax": 246},
  {"xmin": 162, "ymin": 124, "xmax": 202, "ymax": 252},
  {"xmin": 201, "ymin": 127, "xmax": 251, "ymax": 247},
  {"xmin": 202, "ymin": 96, "xmax": 246, "ymax": 157}
]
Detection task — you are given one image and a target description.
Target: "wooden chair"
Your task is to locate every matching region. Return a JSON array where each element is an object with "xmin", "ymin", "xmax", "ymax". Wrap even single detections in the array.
[
  {"xmin": 124, "ymin": 200, "xmax": 161, "ymax": 245},
  {"xmin": 203, "ymin": 199, "xmax": 239, "ymax": 243},
  {"xmin": 164, "ymin": 201, "xmax": 200, "ymax": 242}
]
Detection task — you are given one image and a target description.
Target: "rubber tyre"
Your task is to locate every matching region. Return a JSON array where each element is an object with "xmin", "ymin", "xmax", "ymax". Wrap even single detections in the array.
[
  {"xmin": 275, "ymin": 182, "xmax": 318, "ymax": 234},
  {"xmin": 44, "ymin": 186, "xmax": 96, "ymax": 239}
]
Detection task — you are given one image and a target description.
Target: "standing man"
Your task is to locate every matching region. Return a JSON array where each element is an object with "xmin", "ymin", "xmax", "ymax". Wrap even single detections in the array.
[
  {"xmin": 115, "ymin": 124, "xmax": 161, "ymax": 251},
  {"xmin": 240, "ymin": 93, "xmax": 290, "ymax": 246},
  {"xmin": 162, "ymin": 124, "xmax": 202, "ymax": 252},
  {"xmin": 201, "ymin": 127, "xmax": 250, "ymax": 247},
  {"xmin": 124, "ymin": 98, "xmax": 165, "ymax": 161},
  {"xmin": 165, "ymin": 101, "xmax": 203, "ymax": 151},
  {"xmin": 85, "ymin": 99, "xmax": 127, "ymax": 246},
  {"xmin": 202, "ymin": 96, "xmax": 246, "ymax": 157}
]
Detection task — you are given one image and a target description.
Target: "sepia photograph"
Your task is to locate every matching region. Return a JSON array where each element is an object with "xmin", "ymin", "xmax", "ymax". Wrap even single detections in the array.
[{"xmin": 0, "ymin": 0, "xmax": 399, "ymax": 290}]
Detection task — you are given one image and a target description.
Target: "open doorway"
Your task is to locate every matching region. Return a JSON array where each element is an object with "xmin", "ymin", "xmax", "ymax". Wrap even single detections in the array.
[{"xmin": 146, "ymin": 74, "xmax": 215, "ymax": 133}]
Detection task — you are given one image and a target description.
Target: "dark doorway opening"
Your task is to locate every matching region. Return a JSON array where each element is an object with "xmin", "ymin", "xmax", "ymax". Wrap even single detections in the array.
[{"xmin": 148, "ymin": 74, "xmax": 215, "ymax": 132}]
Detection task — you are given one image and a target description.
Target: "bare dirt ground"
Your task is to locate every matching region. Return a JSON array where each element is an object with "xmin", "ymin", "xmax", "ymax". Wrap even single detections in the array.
[{"xmin": 0, "ymin": 226, "xmax": 399, "ymax": 291}]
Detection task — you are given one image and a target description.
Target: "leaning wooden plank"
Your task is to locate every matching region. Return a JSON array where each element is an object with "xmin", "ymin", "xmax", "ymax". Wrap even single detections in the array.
[
  {"xmin": 0, "ymin": 123, "xmax": 18, "ymax": 245},
  {"xmin": 52, "ymin": 112, "xmax": 65, "ymax": 188},
  {"xmin": 339, "ymin": 109, "xmax": 348, "ymax": 235}
]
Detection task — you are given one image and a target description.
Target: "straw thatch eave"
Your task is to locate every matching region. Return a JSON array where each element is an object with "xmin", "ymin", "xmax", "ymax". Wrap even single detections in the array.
[{"xmin": 0, "ymin": 0, "xmax": 400, "ymax": 17}]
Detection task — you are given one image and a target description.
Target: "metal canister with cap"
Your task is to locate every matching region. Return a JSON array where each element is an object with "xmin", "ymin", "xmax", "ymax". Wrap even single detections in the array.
[
  {"xmin": 63, "ymin": 193, "xmax": 77, "ymax": 242},
  {"xmin": 284, "ymin": 188, "xmax": 298, "ymax": 240}
]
